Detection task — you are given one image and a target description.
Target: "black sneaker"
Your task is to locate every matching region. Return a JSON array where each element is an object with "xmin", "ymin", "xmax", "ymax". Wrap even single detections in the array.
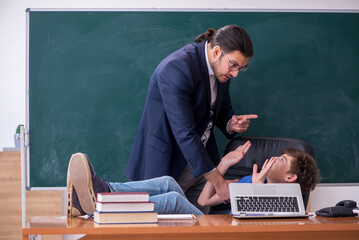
[{"xmin": 67, "ymin": 153, "xmax": 110, "ymax": 216}]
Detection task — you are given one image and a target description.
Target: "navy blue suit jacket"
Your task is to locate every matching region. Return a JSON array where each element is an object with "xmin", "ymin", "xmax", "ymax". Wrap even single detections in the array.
[{"xmin": 125, "ymin": 41, "xmax": 235, "ymax": 181}]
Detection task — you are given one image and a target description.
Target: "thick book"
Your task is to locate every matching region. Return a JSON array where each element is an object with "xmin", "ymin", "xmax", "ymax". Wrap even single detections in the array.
[
  {"xmin": 96, "ymin": 201, "xmax": 155, "ymax": 212},
  {"xmin": 97, "ymin": 192, "xmax": 149, "ymax": 202},
  {"xmin": 93, "ymin": 211, "xmax": 158, "ymax": 224}
]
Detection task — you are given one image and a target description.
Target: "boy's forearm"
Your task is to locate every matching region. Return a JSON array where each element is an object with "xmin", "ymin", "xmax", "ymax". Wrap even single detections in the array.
[{"xmin": 198, "ymin": 179, "xmax": 216, "ymax": 206}]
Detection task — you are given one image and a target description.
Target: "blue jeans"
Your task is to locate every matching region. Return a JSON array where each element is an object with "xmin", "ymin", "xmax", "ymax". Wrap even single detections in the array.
[{"xmin": 108, "ymin": 176, "xmax": 203, "ymax": 215}]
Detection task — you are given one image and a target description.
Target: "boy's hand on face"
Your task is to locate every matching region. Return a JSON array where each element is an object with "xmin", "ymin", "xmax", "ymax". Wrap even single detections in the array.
[
  {"xmin": 252, "ymin": 157, "xmax": 276, "ymax": 183},
  {"xmin": 218, "ymin": 141, "xmax": 251, "ymax": 173}
]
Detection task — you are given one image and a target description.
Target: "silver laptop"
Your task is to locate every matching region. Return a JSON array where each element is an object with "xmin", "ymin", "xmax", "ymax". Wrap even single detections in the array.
[{"xmin": 229, "ymin": 183, "xmax": 310, "ymax": 219}]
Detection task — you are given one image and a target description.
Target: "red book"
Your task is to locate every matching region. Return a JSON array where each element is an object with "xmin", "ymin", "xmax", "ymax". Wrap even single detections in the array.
[{"xmin": 97, "ymin": 192, "xmax": 149, "ymax": 203}]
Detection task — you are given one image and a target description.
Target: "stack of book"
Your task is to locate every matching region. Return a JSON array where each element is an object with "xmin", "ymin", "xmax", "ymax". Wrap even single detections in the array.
[{"xmin": 93, "ymin": 192, "xmax": 158, "ymax": 224}]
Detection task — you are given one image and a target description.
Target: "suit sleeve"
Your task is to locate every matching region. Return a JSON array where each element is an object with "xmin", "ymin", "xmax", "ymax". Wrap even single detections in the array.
[{"xmin": 156, "ymin": 61, "xmax": 215, "ymax": 177}]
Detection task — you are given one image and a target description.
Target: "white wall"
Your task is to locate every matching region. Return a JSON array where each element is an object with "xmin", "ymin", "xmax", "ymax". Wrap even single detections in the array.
[
  {"xmin": 309, "ymin": 184, "xmax": 359, "ymax": 212},
  {"xmin": 1, "ymin": 0, "xmax": 359, "ymax": 150}
]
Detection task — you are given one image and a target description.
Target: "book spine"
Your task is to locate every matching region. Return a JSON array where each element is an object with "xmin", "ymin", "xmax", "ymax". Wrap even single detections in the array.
[{"xmin": 94, "ymin": 210, "xmax": 156, "ymax": 214}]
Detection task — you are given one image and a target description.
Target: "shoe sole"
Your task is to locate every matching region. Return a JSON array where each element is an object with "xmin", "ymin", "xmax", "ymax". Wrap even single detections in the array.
[
  {"xmin": 67, "ymin": 166, "xmax": 75, "ymax": 216},
  {"xmin": 67, "ymin": 166, "xmax": 82, "ymax": 217},
  {"xmin": 68, "ymin": 153, "xmax": 96, "ymax": 215}
]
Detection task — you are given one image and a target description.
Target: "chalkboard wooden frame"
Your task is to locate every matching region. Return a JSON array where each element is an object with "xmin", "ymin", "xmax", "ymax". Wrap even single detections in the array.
[{"xmin": 26, "ymin": 9, "xmax": 359, "ymax": 189}]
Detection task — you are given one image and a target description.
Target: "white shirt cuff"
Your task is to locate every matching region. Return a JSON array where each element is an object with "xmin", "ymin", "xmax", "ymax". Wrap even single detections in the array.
[{"xmin": 204, "ymin": 167, "xmax": 216, "ymax": 175}]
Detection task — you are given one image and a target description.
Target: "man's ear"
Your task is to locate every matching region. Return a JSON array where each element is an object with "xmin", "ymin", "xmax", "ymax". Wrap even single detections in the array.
[
  {"xmin": 212, "ymin": 45, "xmax": 221, "ymax": 59},
  {"xmin": 285, "ymin": 173, "xmax": 297, "ymax": 183}
]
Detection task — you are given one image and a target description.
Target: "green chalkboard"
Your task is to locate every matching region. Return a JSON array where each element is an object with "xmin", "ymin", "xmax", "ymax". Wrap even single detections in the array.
[{"xmin": 28, "ymin": 11, "xmax": 359, "ymax": 188}]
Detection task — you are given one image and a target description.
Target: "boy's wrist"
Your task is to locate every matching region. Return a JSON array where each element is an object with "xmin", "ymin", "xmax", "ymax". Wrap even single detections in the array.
[
  {"xmin": 217, "ymin": 160, "xmax": 229, "ymax": 175},
  {"xmin": 217, "ymin": 164, "xmax": 227, "ymax": 175}
]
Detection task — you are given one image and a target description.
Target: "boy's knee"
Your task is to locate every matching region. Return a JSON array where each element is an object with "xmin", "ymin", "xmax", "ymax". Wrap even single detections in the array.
[
  {"xmin": 162, "ymin": 175, "xmax": 175, "ymax": 182},
  {"xmin": 168, "ymin": 191, "xmax": 184, "ymax": 201},
  {"xmin": 161, "ymin": 176, "xmax": 177, "ymax": 186}
]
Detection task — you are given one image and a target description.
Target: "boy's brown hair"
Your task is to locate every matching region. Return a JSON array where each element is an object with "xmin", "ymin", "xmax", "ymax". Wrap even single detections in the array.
[{"xmin": 282, "ymin": 148, "xmax": 320, "ymax": 194}]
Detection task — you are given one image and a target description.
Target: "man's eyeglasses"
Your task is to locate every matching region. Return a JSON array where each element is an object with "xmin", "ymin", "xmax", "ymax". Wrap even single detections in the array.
[{"xmin": 222, "ymin": 50, "xmax": 248, "ymax": 72}]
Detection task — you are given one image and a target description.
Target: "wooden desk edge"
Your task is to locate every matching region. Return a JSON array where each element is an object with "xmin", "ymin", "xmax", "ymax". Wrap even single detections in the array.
[{"xmin": 22, "ymin": 215, "xmax": 359, "ymax": 238}]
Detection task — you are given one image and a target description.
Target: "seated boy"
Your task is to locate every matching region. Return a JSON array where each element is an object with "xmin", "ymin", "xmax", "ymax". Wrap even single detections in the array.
[
  {"xmin": 198, "ymin": 141, "xmax": 320, "ymax": 207},
  {"xmin": 67, "ymin": 141, "xmax": 319, "ymax": 216}
]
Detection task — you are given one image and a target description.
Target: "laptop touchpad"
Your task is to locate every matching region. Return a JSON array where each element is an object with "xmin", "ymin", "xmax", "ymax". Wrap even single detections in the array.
[{"xmin": 253, "ymin": 185, "xmax": 277, "ymax": 195}]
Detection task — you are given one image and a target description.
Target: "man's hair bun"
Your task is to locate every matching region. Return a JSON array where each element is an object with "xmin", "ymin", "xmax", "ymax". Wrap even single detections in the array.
[{"xmin": 195, "ymin": 28, "xmax": 217, "ymax": 43}]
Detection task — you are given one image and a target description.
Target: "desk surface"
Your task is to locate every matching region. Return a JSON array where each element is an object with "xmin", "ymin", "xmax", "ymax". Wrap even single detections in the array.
[{"xmin": 23, "ymin": 215, "xmax": 359, "ymax": 240}]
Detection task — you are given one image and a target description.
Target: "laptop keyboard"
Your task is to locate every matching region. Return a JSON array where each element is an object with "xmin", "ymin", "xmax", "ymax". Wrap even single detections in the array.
[{"xmin": 236, "ymin": 196, "xmax": 299, "ymax": 213}]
